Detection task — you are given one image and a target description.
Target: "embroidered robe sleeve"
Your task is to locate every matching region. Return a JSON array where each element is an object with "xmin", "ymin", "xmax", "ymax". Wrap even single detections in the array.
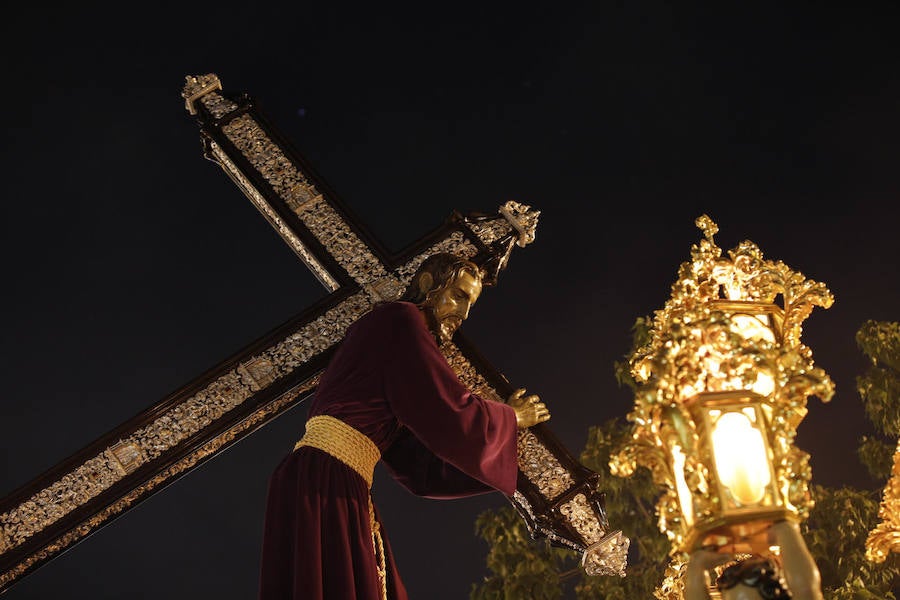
[
  {"xmin": 377, "ymin": 302, "xmax": 518, "ymax": 496},
  {"xmin": 380, "ymin": 426, "xmax": 497, "ymax": 498}
]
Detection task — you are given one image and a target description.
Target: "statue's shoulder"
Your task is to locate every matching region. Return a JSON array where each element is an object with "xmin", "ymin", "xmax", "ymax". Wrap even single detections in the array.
[
  {"xmin": 346, "ymin": 302, "xmax": 423, "ymax": 345},
  {"xmin": 367, "ymin": 300, "xmax": 420, "ymax": 322},
  {"xmin": 355, "ymin": 301, "xmax": 421, "ymax": 329}
]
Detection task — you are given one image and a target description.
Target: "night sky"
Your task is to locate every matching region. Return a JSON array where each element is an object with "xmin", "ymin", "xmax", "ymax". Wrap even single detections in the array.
[{"xmin": 2, "ymin": 3, "xmax": 899, "ymax": 599}]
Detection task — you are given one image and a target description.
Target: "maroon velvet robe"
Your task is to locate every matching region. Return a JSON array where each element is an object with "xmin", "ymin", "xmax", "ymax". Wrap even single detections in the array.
[{"xmin": 258, "ymin": 301, "xmax": 518, "ymax": 599}]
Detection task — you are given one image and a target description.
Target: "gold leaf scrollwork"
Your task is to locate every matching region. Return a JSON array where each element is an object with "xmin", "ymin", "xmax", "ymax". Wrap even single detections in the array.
[
  {"xmin": 516, "ymin": 429, "xmax": 574, "ymax": 500},
  {"xmin": 609, "ymin": 215, "xmax": 834, "ymax": 556},
  {"xmin": 582, "ymin": 530, "xmax": 630, "ymax": 577},
  {"xmin": 559, "ymin": 493, "xmax": 607, "ymax": 543}
]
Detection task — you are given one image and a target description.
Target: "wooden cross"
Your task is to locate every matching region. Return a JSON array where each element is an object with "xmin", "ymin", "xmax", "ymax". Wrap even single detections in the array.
[{"xmin": 0, "ymin": 74, "xmax": 628, "ymax": 593}]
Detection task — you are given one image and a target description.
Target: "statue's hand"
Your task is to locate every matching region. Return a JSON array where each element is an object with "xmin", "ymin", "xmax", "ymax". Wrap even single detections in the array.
[{"xmin": 507, "ymin": 388, "xmax": 550, "ymax": 428}]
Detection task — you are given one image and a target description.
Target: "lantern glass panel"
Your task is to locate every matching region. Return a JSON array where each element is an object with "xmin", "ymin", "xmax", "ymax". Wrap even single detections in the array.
[{"xmin": 711, "ymin": 410, "xmax": 770, "ymax": 505}]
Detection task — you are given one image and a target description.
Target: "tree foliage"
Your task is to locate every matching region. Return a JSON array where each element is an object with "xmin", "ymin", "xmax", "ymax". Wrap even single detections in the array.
[
  {"xmin": 856, "ymin": 321, "xmax": 900, "ymax": 482},
  {"xmin": 472, "ymin": 505, "xmax": 571, "ymax": 600},
  {"xmin": 806, "ymin": 485, "xmax": 897, "ymax": 597},
  {"xmin": 471, "ymin": 320, "xmax": 900, "ymax": 599}
]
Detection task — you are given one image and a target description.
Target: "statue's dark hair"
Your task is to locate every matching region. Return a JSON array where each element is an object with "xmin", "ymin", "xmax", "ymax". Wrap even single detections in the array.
[
  {"xmin": 399, "ymin": 253, "xmax": 483, "ymax": 304},
  {"xmin": 716, "ymin": 555, "xmax": 792, "ymax": 599}
]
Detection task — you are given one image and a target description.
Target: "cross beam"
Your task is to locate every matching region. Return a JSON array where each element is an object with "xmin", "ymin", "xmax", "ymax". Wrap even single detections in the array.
[{"xmin": 0, "ymin": 74, "xmax": 626, "ymax": 592}]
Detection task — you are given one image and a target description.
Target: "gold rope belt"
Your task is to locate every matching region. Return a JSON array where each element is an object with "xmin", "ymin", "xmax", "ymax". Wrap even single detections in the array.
[
  {"xmin": 293, "ymin": 415, "xmax": 388, "ymax": 599},
  {"xmin": 294, "ymin": 415, "xmax": 381, "ymax": 488}
]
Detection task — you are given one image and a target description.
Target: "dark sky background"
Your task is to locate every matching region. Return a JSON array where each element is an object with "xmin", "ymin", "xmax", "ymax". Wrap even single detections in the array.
[{"xmin": 2, "ymin": 3, "xmax": 899, "ymax": 599}]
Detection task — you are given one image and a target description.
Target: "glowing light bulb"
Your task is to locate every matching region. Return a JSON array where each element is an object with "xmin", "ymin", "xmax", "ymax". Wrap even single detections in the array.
[{"xmin": 711, "ymin": 411, "xmax": 770, "ymax": 505}]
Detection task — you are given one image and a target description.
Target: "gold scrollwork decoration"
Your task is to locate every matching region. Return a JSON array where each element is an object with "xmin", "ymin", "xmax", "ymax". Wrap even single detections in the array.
[{"xmin": 610, "ymin": 215, "xmax": 834, "ymax": 555}]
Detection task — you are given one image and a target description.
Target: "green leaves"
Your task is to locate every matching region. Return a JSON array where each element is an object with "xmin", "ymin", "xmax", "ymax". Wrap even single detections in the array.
[
  {"xmin": 472, "ymin": 507, "xmax": 570, "ymax": 600},
  {"xmin": 806, "ymin": 484, "xmax": 898, "ymax": 595},
  {"xmin": 856, "ymin": 321, "xmax": 900, "ymax": 438},
  {"xmin": 857, "ymin": 436, "xmax": 894, "ymax": 482}
]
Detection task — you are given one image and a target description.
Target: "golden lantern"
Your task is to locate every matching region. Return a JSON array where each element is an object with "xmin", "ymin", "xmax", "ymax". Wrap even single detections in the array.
[{"xmin": 611, "ymin": 215, "xmax": 835, "ymax": 558}]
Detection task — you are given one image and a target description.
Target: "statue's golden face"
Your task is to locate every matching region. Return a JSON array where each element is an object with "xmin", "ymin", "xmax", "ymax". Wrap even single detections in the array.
[{"xmin": 422, "ymin": 269, "xmax": 482, "ymax": 344}]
